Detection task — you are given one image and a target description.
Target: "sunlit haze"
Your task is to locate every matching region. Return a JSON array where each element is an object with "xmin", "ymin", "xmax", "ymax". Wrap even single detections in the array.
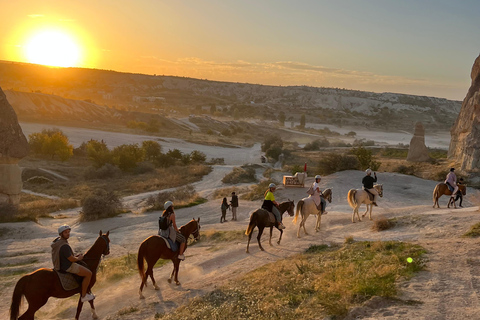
[{"xmin": 1, "ymin": 0, "xmax": 479, "ymax": 100}]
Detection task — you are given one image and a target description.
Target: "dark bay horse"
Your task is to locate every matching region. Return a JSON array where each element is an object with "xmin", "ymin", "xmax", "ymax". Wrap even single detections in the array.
[
  {"xmin": 433, "ymin": 183, "xmax": 466, "ymax": 208},
  {"xmin": 10, "ymin": 230, "xmax": 110, "ymax": 320},
  {"xmin": 245, "ymin": 200, "xmax": 295, "ymax": 253},
  {"xmin": 137, "ymin": 218, "xmax": 200, "ymax": 299}
]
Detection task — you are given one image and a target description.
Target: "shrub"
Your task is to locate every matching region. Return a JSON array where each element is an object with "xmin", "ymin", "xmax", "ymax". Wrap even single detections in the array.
[
  {"xmin": 28, "ymin": 129, "xmax": 73, "ymax": 161},
  {"xmin": 133, "ymin": 161, "xmax": 155, "ymax": 174},
  {"xmin": 112, "ymin": 144, "xmax": 145, "ymax": 171},
  {"xmin": 190, "ymin": 150, "xmax": 206, "ymax": 163},
  {"xmin": 262, "ymin": 136, "xmax": 284, "ymax": 161},
  {"xmin": 80, "ymin": 189, "xmax": 122, "ymax": 221},
  {"xmin": 26, "ymin": 176, "xmax": 53, "ymax": 184},
  {"xmin": 394, "ymin": 165, "xmax": 415, "ymax": 175},
  {"xmin": 372, "ymin": 217, "xmax": 395, "ymax": 231},
  {"xmin": 86, "ymin": 139, "xmax": 113, "ymax": 168},
  {"xmin": 222, "ymin": 167, "xmax": 257, "ymax": 184},
  {"xmin": 242, "ymin": 180, "xmax": 275, "ymax": 201},
  {"xmin": 351, "ymin": 146, "xmax": 381, "ymax": 171},
  {"xmin": 142, "ymin": 141, "xmax": 162, "ymax": 161},
  {"xmin": 84, "ymin": 164, "xmax": 121, "ymax": 180},
  {"xmin": 208, "ymin": 157, "xmax": 225, "ymax": 165},
  {"xmin": 150, "ymin": 185, "xmax": 202, "ymax": 210},
  {"xmin": 304, "ymin": 138, "xmax": 330, "ymax": 151},
  {"xmin": 318, "ymin": 153, "xmax": 359, "ymax": 175}
]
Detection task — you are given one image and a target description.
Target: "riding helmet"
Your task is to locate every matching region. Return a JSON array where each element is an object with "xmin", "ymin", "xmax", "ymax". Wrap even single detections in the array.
[
  {"xmin": 315, "ymin": 175, "xmax": 321, "ymax": 180},
  {"xmin": 58, "ymin": 225, "xmax": 71, "ymax": 235},
  {"xmin": 269, "ymin": 183, "xmax": 276, "ymax": 188},
  {"xmin": 164, "ymin": 201, "xmax": 173, "ymax": 210},
  {"xmin": 365, "ymin": 168, "xmax": 372, "ymax": 175}
]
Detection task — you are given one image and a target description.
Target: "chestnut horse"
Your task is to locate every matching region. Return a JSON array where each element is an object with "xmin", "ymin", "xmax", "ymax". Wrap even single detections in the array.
[
  {"xmin": 293, "ymin": 188, "xmax": 332, "ymax": 238},
  {"xmin": 245, "ymin": 200, "xmax": 295, "ymax": 253},
  {"xmin": 10, "ymin": 230, "xmax": 110, "ymax": 320},
  {"xmin": 433, "ymin": 183, "xmax": 466, "ymax": 208},
  {"xmin": 347, "ymin": 184, "xmax": 384, "ymax": 223},
  {"xmin": 137, "ymin": 218, "xmax": 200, "ymax": 299}
]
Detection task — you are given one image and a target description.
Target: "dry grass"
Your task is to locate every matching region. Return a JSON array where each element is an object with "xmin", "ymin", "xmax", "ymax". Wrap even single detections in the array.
[
  {"xmin": 21, "ymin": 164, "xmax": 212, "ymax": 200},
  {"xmin": 212, "ymin": 186, "xmax": 251, "ymax": 199},
  {"xmin": 156, "ymin": 241, "xmax": 426, "ymax": 319},
  {"xmin": 372, "ymin": 217, "xmax": 396, "ymax": 232},
  {"xmin": 463, "ymin": 222, "xmax": 480, "ymax": 238},
  {"xmin": 201, "ymin": 230, "xmax": 246, "ymax": 243}
]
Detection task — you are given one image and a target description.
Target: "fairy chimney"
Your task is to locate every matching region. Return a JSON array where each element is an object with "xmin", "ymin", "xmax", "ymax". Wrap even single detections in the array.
[
  {"xmin": 449, "ymin": 54, "xmax": 480, "ymax": 170},
  {"xmin": 0, "ymin": 86, "xmax": 29, "ymax": 205},
  {"xmin": 407, "ymin": 122, "xmax": 430, "ymax": 162}
]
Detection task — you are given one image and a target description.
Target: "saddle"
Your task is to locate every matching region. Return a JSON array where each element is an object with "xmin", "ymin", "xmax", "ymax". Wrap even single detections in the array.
[
  {"xmin": 364, "ymin": 188, "xmax": 375, "ymax": 201},
  {"xmin": 55, "ymin": 269, "xmax": 82, "ymax": 291},
  {"xmin": 157, "ymin": 235, "xmax": 179, "ymax": 252}
]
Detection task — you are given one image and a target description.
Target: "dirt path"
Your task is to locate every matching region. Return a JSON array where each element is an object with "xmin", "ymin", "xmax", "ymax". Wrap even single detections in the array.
[{"xmin": 2, "ymin": 171, "xmax": 480, "ymax": 320}]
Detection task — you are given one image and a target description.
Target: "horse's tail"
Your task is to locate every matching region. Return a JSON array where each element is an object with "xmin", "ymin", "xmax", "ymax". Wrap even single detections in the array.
[
  {"xmin": 245, "ymin": 211, "xmax": 257, "ymax": 236},
  {"xmin": 347, "ymin": 189, "xmax": 357, "ymax": 209},
  {"xmin": 10, "ymin": 274, "xmax": 28, "ymax": 320},
  {"xmin": 137, "ymin": 240, "xmax": 147, "ymax": 282},
  {"xmin": 293, "ymin": 200, "xmax": 304, "ymax": 224},
  {"xmin": 433, "ymin": 184, "xmax": 440, "ymax": 203}
]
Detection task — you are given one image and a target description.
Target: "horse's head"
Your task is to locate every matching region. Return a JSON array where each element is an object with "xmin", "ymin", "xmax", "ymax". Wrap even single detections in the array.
[
  {"xmin": 374, "ymin": 184, "xmax": 383, "ymax": 197},
  {"xmin": 286, "ymin": 199, "xmax": 295, "ymax": 216},
  {"xmin": 98, "ymin": 230, "xmax": 110, "ymax": 256},
  {"xmin": 323, "ymin": 188, "xmax": 333, "ymax": 203},
  {"xmin": 181, "ymin": 218, "xmax": 201, "ymax": 241}
]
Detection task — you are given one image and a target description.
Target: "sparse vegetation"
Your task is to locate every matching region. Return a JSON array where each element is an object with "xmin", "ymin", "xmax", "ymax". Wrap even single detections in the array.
[
  {"xmin": 222, "ymin": 166, "xmax": 256, "ymax": 184},
  {"xmin": 242, "ymin": 180, "xmax": 277, "ymax": 201},
  {"xmin": 463, "ymin": 222, "xmax": 480, "ymax": 238},
  {"xmin": 80, "ymin": 189, "xmax": 122, "ymax": 221},
  {"xmin": 318, "ymin": 153, "xmax": 359, "ymax": 175},
  {"xmin": 155, "ymin": 241, "xmax": 426, "ymax": 319},
  {"xmin": 147, "ymin": 185, "xmax": 206, "ymax": 211},
  {"xmin": 372, "ymin": 217, "xmax": 396, "ymax": 231}
]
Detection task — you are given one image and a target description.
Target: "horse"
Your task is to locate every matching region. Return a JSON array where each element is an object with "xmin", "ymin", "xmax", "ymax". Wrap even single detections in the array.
[
  {"xmin": 245, "ymin": 200, "xmax": 295, "ymax": 253},
  {"xmin": 137, "ymin": 218, "xmax": 200, "ymax": 299},
  {"xmin": 10, "ymin": 230, "xmax": 110, "ymax": 320},
  {"xmin": 432, "ymin": 183, "xmax": 467, "ymax": 208},
  {"xmin": 293, "ymin": 188, "xmax": 332, "ymax": 238},
  {"xmin": 347, "ymin": 184, "xmax": 384, "ymax": 223}
]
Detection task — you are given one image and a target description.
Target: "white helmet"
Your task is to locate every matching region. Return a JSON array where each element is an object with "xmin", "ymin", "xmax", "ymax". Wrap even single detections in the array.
[
  {"xmin": 365, "ymin": 168, "xmax": 372, "ymax": 175},
  {"xmin": 58, "ymin": 225, "xmax": 71, "ymax": 235},
  {"xmin": 164, "ymin": 201, "xmax": 173, "ymax": 210},
  {"xmin": 315, "ymin": 175, "xmax": 321, "ymax": 180},
  {"xmin": 269, "ymin": 183, "xmax": 276, "ymax": 188}
]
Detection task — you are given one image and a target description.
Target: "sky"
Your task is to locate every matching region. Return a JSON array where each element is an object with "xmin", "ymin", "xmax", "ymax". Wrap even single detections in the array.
[{"xmin": 1, "ymin": 0, "xmax": 479, "ymax": 100}]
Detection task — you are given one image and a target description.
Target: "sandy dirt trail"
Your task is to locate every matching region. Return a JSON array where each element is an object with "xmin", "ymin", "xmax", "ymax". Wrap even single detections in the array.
[{"xmin": 2, "ymin": 169, "xmax": 480, "ymax": 320}]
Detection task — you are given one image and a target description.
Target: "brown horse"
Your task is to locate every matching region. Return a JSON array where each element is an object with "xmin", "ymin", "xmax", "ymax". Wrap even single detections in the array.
[
  {"xmin": 433, "ymin": 183, "xmax": 466, "ymax": 208},
  {"xmin": 137, "ymin": 218, "xmax": 200, "ymax": 299},
  {"xmin": 245, "ymin": 200, "xmax": 295, "ymax": 253},
  {"xmin": 10, "ymin": 230, "xmax": 110, "ymax": 320}
]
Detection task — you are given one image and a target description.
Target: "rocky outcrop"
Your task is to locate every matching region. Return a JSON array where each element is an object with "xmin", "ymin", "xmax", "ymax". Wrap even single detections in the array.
[
  {"xmin": 407, "ymin": 122, "xmax": 431, "ymax": 162},
  {"xmin": 449, "ymin": 54, "xmax": 480, "ymax": 170},
  {"xmin": 0, "ymin": 86, "xmax": 29, "ymax": 205}
]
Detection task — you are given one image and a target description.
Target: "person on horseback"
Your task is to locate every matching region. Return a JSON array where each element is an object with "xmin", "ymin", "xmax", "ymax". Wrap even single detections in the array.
[
  {"xmin": 312, "ymin": 175, "xmax": 327, "ymax": 215},
  {"xmin": 362, "ymin": 168, "xmax": 378, "ymax": 206},
  {"xmin": 159, "ymin": 201, "xmax": 186, "ymax": 260},
  {"xmin": 445, "ymin": 168, "xmax": 459, "ymax": 201},
  {"xmin": 262, "ymin": 183, "xmax": 286, "ymax": 229},
  {"xmin": 51, "ymin": 225, "xmax": 95, "ymax": 303}
]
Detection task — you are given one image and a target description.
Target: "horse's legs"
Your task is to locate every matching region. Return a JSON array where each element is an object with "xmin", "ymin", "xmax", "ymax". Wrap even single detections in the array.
[
  {"xmin": 315, "ymin": 213, "xmax": 321, "ymax": 232},
  {"xmin": 369, "ymin": 204, "xmax": 373, "ymax": 220},
  {"xmin": 303, "ymin": 213, "xmax": 309, "ymax": 235},
  {"xmin": 269, "ymin": 227, "xmax": 273, "ymax": 246},
  {"xmin": 277, "ymin": 229, "xmax": 283, "ymax": 245},
  {"xmin": 145, "ymin": 258, "xmax": 159, "ymax": 290},
  {"xmin": 88, "ymin": 299, "xmax": 98, "ymax": 319},
  {"xmin": 257, "ymin": 227, "xmax": 265, "ymax": 251},
  {"xmin": 74, "ymin": 299, "xmax": 84, "ymax": 320},
  {"xmin": 297, "ymin": 217, "xmax": 302, "ymax": 238},
  {"xmin": 19, "ymin": 295, "xmax": 49, "ymax": 320},
  {"xmin": 173, "ymin": 259, "xmax": 181, "ymax": 285}
]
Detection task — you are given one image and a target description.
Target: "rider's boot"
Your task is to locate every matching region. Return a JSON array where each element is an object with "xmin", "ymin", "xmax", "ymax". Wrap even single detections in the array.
[
  {"xmin": 372, "ymin": 202, "xmax": 378, "ymax": 206},
  {"xmin": 277, "ymin": 221, "xmax": 286, "ymax": 230},
  {"xmin": 178, "ymin": 254, "xmax": 185, "ymax": 260}
]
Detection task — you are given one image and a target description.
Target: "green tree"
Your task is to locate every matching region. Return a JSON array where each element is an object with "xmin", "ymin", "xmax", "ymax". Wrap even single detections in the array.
[
  {"xmin": 300, "ymin": 114, "xmax": 306, "ymax": 128},
  {"xmin": 112, "ymin": 144, "xmax": 145, "ymax": 171},
  {"xmin": 351, "ymin": 146, "xmax": 381, "ymax": 171},
  {"xmin": 142, "ymin": 140, "xmax": 162, "ymax": 161},
  {"xmin": 278, "ymin": 111, "xmax": 286, "ymax": 126},
  {"xmin": 190, "ymin": 150, "xmax": 206, "ymax": 163},
  {"xmin": 28, "ymin": 129, "xmax": 73, "ymax": 161},
  {"xmin": 86, "ymin": 140, "xmax": 113, "ymax": 168}
]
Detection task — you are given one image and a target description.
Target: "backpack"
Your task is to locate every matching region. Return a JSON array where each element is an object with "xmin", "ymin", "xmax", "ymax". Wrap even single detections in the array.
[{"xmin": 158, "ymin": 215, "xmax": 170, "ymax": 230}]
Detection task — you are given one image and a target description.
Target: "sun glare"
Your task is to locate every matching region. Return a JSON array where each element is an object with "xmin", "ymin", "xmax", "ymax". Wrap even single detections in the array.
[{"xmin": 24, "ymin": 30, "xmax": 81, "ymax": 67}]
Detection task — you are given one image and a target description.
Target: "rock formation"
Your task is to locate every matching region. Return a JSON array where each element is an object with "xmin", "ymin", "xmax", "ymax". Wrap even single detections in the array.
[
  {"xmin": 449, "ymin": 54, "xmax": 480, "ymax": 170},
  {"xmin": 0, "ymin": 86, "xmax": 29, "ymax": 205},
  {"xmin": 407, "ymin": 122, "xmax": 431, "ymax": 162}
]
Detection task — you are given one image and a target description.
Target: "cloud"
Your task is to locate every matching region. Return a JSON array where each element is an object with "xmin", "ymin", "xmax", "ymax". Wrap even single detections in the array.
[{"xmin": 27, "ymin": 14, "xmax": 44, "ymax": 18}]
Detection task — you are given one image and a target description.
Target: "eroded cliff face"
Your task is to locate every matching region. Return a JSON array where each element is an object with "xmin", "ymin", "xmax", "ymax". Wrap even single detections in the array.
[
  {"xmin": 0, "ymin": 86, "xmax": 29, "ymax": 205},
  {"xmin": 448, "ymin": 54, "xmax": 480, "ymax": 170}
]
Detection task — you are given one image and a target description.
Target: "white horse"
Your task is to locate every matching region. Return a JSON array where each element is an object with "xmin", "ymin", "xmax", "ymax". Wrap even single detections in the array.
[
  {"xmin": 293, "ymin": 188, "xmax": 332, "ymax": 238},
  {"xmin": 347, "ymin": 184, "xmax": 383, "ymax": 223}
]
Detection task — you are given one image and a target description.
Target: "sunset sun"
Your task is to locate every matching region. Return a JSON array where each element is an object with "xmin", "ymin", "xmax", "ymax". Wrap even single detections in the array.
[{"xmin": 24, "ymin": 30, "xmax": 81, "ymax": 67}]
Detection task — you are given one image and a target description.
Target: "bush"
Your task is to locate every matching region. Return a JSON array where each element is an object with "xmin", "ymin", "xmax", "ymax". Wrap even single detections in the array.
[
  {"xmin": 262, "ymin": 136, "xmax": 284, "ymax": 161},
  {"xmin": 149, "ymin": 185, "xmax": 203, "ymax": 210},
  {"xmin": 133, "ymin": 161, "xmax": 155, "ymax": 174},
  {"xmin": 242, "ymin": 180, "xmax": 275, "ymax": 201},
  {"xmin": 372, "ymin": 217, "xmax": 395, "ymax": 231},
  {"xmin": 26, "ymin": 176, "xmax": 53, "ymax": 184},
  {"xmin": 142, "ymin": 141, "xmax": 162, "ymax": 161},
  {"xmin": 112, "ymin": 144, "xmax": 145, "ymax": 171},
  {"xmin": 318, "ymin": 153, "xmax": 359, "ymax": 175},
  {"xmin": 190, "ymin": 150, "xmax": 207, "ymax": 163},
  {"xmin": 28, "ymin": 129, "xmax": 73, "ymax": 161},
  {"xmin": 351, "ymin": 146, "xmax": 381, "ymax": 171},
  {"xmin": 80, "ymin": 189, "xmax": 122, "ymax": 221},
  {"xmin": 208, "ymin": 157, "xmax": 225, "ymax": 165},
  {"xmin": 394, "ymin": 165, "xmax": 415, "ymax": 175},
  {"xmin": 304, "ymin": 138, "xmax": 330, "ymax": 151},
  {"xmin": 222, "ymin": 167, "xmax": 257, "ymax": 184},
  {"xmin": 84, "ymin": 164, "xmax": 121, "ymax": 180},
  {"xmin": 86, "ymin": 139, "xmax": 113, "ymax": 168}
]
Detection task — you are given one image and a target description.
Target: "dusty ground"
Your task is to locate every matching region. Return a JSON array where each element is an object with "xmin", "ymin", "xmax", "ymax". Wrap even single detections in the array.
[{"xmin": 2, "ymin": 168, "xmax": 480, "ymax": 320}]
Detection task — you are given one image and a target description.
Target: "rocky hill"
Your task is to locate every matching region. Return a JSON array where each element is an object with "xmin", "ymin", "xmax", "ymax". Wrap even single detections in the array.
[{"xmin": 0, "ymin": 60, "xmax": 461, "ymax": 130}]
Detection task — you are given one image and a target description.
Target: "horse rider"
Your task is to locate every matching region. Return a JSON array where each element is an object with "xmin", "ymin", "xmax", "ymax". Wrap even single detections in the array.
[
  {"xmin": 159, "ymin": 201, "xmax": 186, "ymax": 260},
  {"xmin": 445, "ymin": 168, "xmax": 459, "ymax": 201},
  {"xmin": 51, "ymin": 225, "xmax": 95, "ymax": 302},
  {"xmin": 312, "ymin": 175, "xmax": 327, "ymax": 214},
  {"xmin": 262, "ymin": 183, "xmax": 286, "ymax": 229},
  {"xmin": 362, "ymin": 169, "xmax": 378, "ymax": 206}
]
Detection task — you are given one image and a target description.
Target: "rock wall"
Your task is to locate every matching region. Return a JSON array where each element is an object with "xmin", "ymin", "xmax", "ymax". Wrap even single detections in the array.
[
  {"xmin": 407, "ymin": 122, "xmax": 431, "ymax": 162},
  {"xmin": 0, "ymin": 86, "xmax": 29, "ymax": 205},
  {"xmin": 449, "ymin": 54, "xmax": 480, "ymax": 170}
]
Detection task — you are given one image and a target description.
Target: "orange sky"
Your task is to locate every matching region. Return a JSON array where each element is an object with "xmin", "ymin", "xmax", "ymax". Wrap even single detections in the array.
[{"xmin": 1, "ymin": 0, "xmax": 479, "ymax": 100}]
